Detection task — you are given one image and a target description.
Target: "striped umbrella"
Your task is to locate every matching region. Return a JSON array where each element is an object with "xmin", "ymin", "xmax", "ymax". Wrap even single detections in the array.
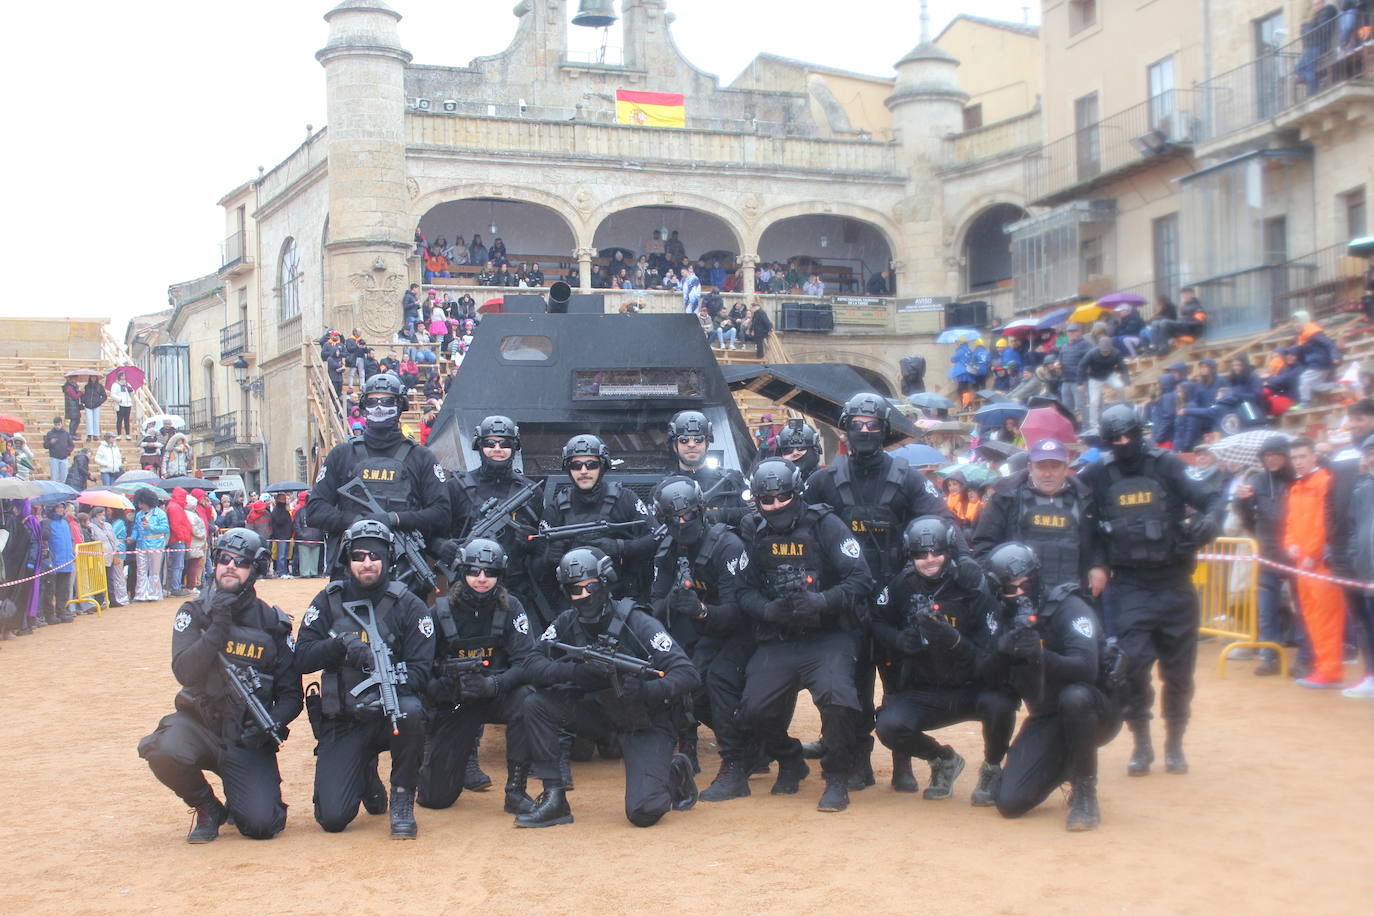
[{"xmin": 1209, "ymin": 430, "xmax": 1292, "ymax": 471}]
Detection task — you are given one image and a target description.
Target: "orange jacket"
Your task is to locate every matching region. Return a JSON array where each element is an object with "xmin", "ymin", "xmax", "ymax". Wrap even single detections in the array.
[
  {"xmin": 1296, "ymin": 322, "xmax": 1326, "ymax": 346},
  {"xmin": 947, "ymin": 492, "xmax": 983, "ymax": 525},
  {"xmin": 1283, "ymin": 465, "xmax": 1333, "ymax": 562}
]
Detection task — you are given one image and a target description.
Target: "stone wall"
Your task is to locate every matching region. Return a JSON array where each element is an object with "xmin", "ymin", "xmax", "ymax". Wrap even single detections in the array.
[{"xmin": 0, "ymin": 318, "xmax": 106, "ymax": 360}]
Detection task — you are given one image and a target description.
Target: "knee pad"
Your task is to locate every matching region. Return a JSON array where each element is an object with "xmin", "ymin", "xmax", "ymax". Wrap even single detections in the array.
[
  {"xmin": 626, "ymin": 806, "xmax": 667, "ymax": 828},
  {"xmin": 1058, "ymin": 684, "xmax": 1095, "ymax": 719},
  {"xmin": 234, "ymin": 814, "xmax": 285, "ymax": 840}
]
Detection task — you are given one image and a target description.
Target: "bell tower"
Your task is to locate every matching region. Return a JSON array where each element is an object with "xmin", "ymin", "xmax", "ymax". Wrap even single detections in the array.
[{"xmin": 316, "ymin": 0, "xmax": 413, "ymax": 337}]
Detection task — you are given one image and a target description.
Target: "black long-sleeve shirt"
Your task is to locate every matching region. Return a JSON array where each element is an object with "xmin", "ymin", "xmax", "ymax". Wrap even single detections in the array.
[{"xmin": 870, "ymin": 557, "xmax": 1000, "ymax": 689}]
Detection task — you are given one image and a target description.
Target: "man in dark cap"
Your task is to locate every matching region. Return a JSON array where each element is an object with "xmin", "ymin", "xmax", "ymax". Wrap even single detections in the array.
[{"xmin": 1234, "ymin": 435, "xmax": 1294, "ymax": 676}]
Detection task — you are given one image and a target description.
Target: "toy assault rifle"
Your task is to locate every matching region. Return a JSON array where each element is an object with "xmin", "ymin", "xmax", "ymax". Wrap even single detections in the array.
[
  {"xmin": 220, "ymin": 655, "xmax": 287, "ymax": 747},
  {"xmin": 436, "ymin": 655, "xmax": 491, "ymax": 679},
  {"xmin": 906, "ymin": 593, "xmax": 938, "ymax": 647},
  {"xmin": 337, "ymin": 600, "xmax": 409, "ymax": 736},
  {"xmin": 465, "ymin": 478, "xmax": 543, "ymax": 545},
  {"xmin": 552, "ymin": 636, "xmax": 665, "ymax": 697},
  {"xmin": 1014, "ymin": 595, "xmax": 1044, "ymax": 704},
  {"xmin": 526, "ymin": 518, "xmax": 647, "ymax": 543},
  {"xmin": 338, "ymin": 478, "xmax": 438, "ymax": 595}
]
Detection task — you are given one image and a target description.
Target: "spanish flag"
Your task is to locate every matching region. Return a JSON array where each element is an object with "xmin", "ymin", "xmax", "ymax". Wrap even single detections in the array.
[{"xmin": 615, "ymin": 89, "xmax": 685, "ymax": 128}]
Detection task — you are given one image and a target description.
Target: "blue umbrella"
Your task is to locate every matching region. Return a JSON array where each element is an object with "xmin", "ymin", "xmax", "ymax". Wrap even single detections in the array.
[
  {"xmin": 936, "ymin": 327, "xmax": 981, "ymax": 344},
  {"xmin": 31, "ymin": 480, "xmax": 78, "ymax": 498},
  {"xmin": 891, "ymin": 442, "xmax": 947, "ymax": 467},
  {"xmin": 975, "ymin": 402, "xmax": 1028, "ymax": 429},
  {"xmin": 907, "ymin": 392, "xmax": 953, "ymax": 410},
  {"xmin": 1035, "ymin": 307, "xmax": 1072, "ymax": 329}
]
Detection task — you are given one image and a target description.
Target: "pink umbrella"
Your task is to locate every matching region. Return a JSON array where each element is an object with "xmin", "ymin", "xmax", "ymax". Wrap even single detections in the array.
[
  {"xmin": 106, "ymin": 365, "xmax": 145, "ymax": 389},
  {"xmin": 1020, "ymin": 406, "xmax": 1076, "ymax": 449}
]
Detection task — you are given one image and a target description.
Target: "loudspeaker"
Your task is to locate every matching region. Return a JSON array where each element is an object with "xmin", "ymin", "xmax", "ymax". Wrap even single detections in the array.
[
  {"xmin": 566, "ymin": 293, "xmax": 605, "ymax": 314},
  {"xmin": 780, "ymin": 301, "xmax": 834, "ymax": 332},
  {"xmin": 502, "ymin": 294, "xmax": 547, "ymax": 314}
]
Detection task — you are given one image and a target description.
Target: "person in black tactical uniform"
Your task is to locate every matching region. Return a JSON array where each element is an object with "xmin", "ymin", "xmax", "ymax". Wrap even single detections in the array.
[
  {"xmin": 1078, "ymin": 403, "xmax": 1222, "ymax": 778},
  {"xmin": 294, "ymin": 519, "xmax": 436, "ymax": 839},
  {"xmin": 535, "ymin": 434, "xmax": 657, "ymax": 600},
  {"xmin": 872, "ymin": 517, "xmax": 1016, "ymax": 804},
  {"xmin": 648, "ymin": 476, "xmax": 754, "ymax": 796},
  {"xmin": 736, "ymin": 458, "xmax": 874, "ymax": 812},
  {"xmin": 439, "ymin": 415, "xmax": 543, "ymax": 613},
  {"xmin": 518, "ymin": 547, "xmax": 700, "ymax": 828},
  {"xmin": 138, "ymin": 528, "xmax": 302, "ymax": 843},
  {"xmin": 972, "ymin": 438, "xmax": 1108, "ymax": 596},
  {"xmin": 664, "ymin": 410, "xmax": 749, "ymax": 527},
  {"xmin": 802, "ymin": 392, "xmax": 954, "ymax": 791},
  {"xmin": 433, "ymin": 415, "xmax": 544, "ymax": 793},
  {"xmin": 417, "ymin": 538, "xmax": 540, "ymax": 816},
  {"xmin": 983, "ymin": 542, "xmax": 1123, "ymax": 831},
  {"xmin": 771, "ymin": 418, "xmax": 822, "ymax": 483},
  {"xmin": 304, "ymin": 372, "xmax": 450, "ymax": 595}
]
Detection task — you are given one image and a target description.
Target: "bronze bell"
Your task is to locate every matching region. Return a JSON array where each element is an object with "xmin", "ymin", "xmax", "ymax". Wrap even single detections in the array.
[{"xmin": 571, "ymin": 0, "xmax": 617, "ymax": 29}]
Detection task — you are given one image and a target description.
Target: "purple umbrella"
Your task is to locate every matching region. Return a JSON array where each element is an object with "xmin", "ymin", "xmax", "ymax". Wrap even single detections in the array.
[{"xmin": 1096, "ymin": 292, "xmax": 1147, "ymax": 307}]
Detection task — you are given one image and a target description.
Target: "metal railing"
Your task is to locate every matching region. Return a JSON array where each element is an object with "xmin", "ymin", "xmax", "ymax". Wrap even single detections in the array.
[
  {"xmin": 220, "ymin": 319, "xmax": 250, "ymax": 361},
  {"xmin": 212, "ymin": 410, "xmax": 254, "ymax": 445},
  {"xmin": 277, "ymin": 315, "xmax": 302, "ymax": 358},
  {"xmin": 220, "ymin": 230, "xmax": 249, "ymax": 270},
  {"xmin": 188, "ymin": 398, "xmax": 212, "ymax": 431},
  {"xmin": 1196, "ymin": 13, "xmax": 1372, "ymax": 145},
  {"xmin": 1026, "ymin": 89, "xmax": 1201, "ymax": 204},
  {"xmin": 1192, "ymin": 242, "xmax": 1367, "ymax": 337}
]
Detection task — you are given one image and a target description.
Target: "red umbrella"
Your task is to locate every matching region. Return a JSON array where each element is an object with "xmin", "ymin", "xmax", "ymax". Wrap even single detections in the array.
[
  {"xmin": 479, "ymin": 297, "xmax": 505, "ymax": 314},
  {"xmin": 0, "ymin": 414, "xmax": 23, "ymax": 434},
  {"xmin": 106, "ymin": 365, "xmax": 145, "ymax": 390},
  {"xmin": 1020, "ymin": 406, "xmax": 1076, "ymax": 448}
]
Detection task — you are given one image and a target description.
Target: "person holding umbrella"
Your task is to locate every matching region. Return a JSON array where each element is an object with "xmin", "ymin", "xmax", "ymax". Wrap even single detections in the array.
[
  {"xmin": 88, "ymin": 505, "xmax": 129, "ymax": 607},
  {"xmin": 110, "ymin": 370, "xmax": 136, "ymax": 439},
  {"xmin": 81, "ymin": 375, "xmax": 107, "ymax": 441}
]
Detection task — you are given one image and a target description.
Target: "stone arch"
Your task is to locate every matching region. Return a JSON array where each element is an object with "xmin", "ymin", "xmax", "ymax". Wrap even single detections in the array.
[
  {"xmin": 755, "ymin": 207, "xmax": 897, "ymax": 295},
  {"xmin": 411, "ymin": 184, "xmax": 582, "ymax": 252},
  {"xmin": 750, "ymin": 202, "xmax": 901, "ymax": 258},
  {"xmin": 955, "ymin": 202, "xmax": 1027, "ymax": 293},
  {"xmin": 588, "ymin": 191, "xmax": 747, "ymax": 254}
]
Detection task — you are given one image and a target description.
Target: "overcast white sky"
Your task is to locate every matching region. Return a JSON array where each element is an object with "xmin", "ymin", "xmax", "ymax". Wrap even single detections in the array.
[{"xmin": 3, "ymin": 0, "xmax": 1040, "ymax": 336}]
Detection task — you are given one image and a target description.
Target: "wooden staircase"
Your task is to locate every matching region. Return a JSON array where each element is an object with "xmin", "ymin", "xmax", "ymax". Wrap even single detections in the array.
[{"xmin": 715, "ymin": 334, "xmax": 805, "ymax": 430}]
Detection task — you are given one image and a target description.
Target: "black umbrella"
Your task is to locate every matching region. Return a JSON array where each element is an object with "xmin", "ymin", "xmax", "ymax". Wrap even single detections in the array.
[
  {"xmin": 975, "ymin": 440, "xmax": 1025, "ymax": 463},
  {"xmin": 161, "ymin": 476, "xmax": 217, "ymax": 491},
  {"xmin": 907, "ymin": 392, "xmax": 953, "ymax": 410},
  {"xmin": 264, "ymin": 480, "xmax": 310, "ymax": 494}
]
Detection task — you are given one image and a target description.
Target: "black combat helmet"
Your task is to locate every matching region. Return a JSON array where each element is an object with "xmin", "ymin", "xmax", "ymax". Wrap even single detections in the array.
[
  {"xmin": 562, "ymin": 434, "xmax": 610, "ymax": 466},
  {"xmin": 749, "ymin": 458, "xmax": 802, "ymax": 497},
  {"xmin": 1099, "ymin": 403, "xmax": 1143, "ymax": 442},
  {"xmin": 556, "ymin": 546, "xmax": 616, "ymax": 623},
  {"xmin": 653, "ymin": 476, "xmax": 705, "ymax": 518},
  {"xmin": 775, "ymin": 419, "xmax": 819, "ymax": 452},
  {"xmin": 214, "ymin": 527, "xmax": 271, "ymax": 580},
  {"xmin": 903, "ymin": 515, "xmax": 954, "ymax": 556},
  {"xmin": 458, "ymin": 537, "xmax": 508, "ymax": 574},
  {"xmin": 667, "ymin": 410, "xmax": 713, "ymax": 443},
  {"xmin": 985, "ymin": 542, "xmax": 1041, "ymax": 599},
  {"xmin": 342, "ymin": 518, "xmax": 395, "ymax": 563},
  {"xmin": 472, "ymin": 415, "xmax": 521, "ymax": 452},
  {"xmin": 839, "ymin": 392, "xmax": 891, "ymax": 431},
  {"xmin": 362, "ymin": 372, "xmax": 409, "ymax": 412}
]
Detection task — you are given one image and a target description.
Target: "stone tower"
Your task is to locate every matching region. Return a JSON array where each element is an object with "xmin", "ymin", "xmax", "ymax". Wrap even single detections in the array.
[
  {"xmin": 316, "ymin": 0, "xmax": 413, "ymax": 338},
  {"xmin": 885, "ymin": 4, "xmax": 968, "ymax": 297}
]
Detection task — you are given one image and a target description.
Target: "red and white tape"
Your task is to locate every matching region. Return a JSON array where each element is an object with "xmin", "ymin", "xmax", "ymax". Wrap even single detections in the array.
[{"xmin": 1197, "ymin": 552, "xmax": 1374, "ymax": 591}]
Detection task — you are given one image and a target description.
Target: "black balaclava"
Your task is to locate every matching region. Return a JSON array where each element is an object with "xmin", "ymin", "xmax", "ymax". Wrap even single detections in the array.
[
  {"xmin": 478, "ymin": 439, "xmax": 515, "ymax": 479},
  {"xmin": 571, "ymin": 580, "xmax": 611, "ymax": 626},
  {"xmin": 1110, "ymin": 429, "xmax": 1146, "ymax": 470},
  {"xmin": 670, "ymin": 511, "xmax": 706, "ymax": 548},
  {"xmin": 760, "ymin": 494, "xmax": 806, "ymax": 533},
  {"xmin": 793, "ymin": 448, "xmax": 820, "ymax": 479},
  {"xmin": 847, "ymin": 426, "xmax": 885, "ymax": 469}
]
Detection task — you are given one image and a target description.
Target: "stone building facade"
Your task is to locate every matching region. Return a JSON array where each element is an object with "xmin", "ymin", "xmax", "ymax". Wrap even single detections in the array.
[{"xmin": 153, "ymin": 1, "xmax": 1042, "ymax": 480}]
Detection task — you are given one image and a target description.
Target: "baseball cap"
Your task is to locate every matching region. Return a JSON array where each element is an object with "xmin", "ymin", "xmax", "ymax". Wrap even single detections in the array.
[{"xmin": 1029, "ymin": 438, "xmax": 1069, "ymax": 463}]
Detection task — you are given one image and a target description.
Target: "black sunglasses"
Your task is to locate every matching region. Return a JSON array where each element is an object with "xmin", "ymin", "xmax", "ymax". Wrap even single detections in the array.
[
  {"xmin": 847, "ymin": 419, "xmax": 883, "ymax": 433},
  {"xmin": 758, "ymin": 492, "xmax": 794, "ymax": 507},
  {"xmin": 567, "ymin": 459, "xmax": 602, "ymax": 471},
  {"xmin": 479, "ymin": 438, "xmax": 511, "ymax": 450},
  {"xmin": 349, "ymin": 550, "xmax": 384, "ymax": 563},
  {"xmin": 363, "ymin": 396, "xmax": 398, "ymax": 408},
  {"xmin": 676, "ymin": 435, "xmax": 706, "ymax": 445},
  {"xmin": 912, "ymin": 550, "xmax": 946, "ymax": 560},
  {"xmin": 464, "ymin": 566, "xmax": 500, "ymax": 579},
  {"xmin": 214, "ymin": 554, "xmax": 253, "ymax": 569}
]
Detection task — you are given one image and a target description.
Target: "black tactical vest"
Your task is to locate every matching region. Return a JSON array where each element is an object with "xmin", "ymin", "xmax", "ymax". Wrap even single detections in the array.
[
  {"xmin": 1100, "ymin": 454, "xmax": 1176, "ymax": 568},
  {"xmin": 1015, "ymin": 485, "xmax": 1084, "ymax": 589},
  {"xmin": 321, "ymin": 579, "xmax": 406, "ymax": 719},
  {"xmin": 350, "ymin": 438, "xmax": 416, "ymax": 514},
  {"xmin": 177, "ymin": 596, "xmax": 289, "ymax": 739},
  {"xmin": 433, "ymin": 593, "xmax": 512, "ymax": 671},
  {"xmin": 833, "ymin": 455, "xmax": 907, "ymax": 581}
]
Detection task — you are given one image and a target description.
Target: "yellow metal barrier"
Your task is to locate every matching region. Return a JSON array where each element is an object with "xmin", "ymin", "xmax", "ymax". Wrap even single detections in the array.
[
  {"xmin": 1195, "ymin": 536, "xmax": 1288, "ymax": 677},
  {"xmin": 65, "ymin": 541, "xmax": 108, "ymax": 617}
]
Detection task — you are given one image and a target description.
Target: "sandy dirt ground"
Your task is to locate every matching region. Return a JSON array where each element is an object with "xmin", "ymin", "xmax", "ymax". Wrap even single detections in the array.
[{"xmin": 1, "ymin": 577, "xmax": 1372, "ymax": 915}]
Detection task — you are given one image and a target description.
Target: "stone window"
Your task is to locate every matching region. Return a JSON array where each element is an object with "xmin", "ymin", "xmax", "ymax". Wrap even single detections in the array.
[
  {"xmin": 1069, "ymin": 0, "xmax": 1097, "ymax": 35},
  {"xmin": 1343, "ymin": 187, "xmax": 1367, "ymax": 240}
]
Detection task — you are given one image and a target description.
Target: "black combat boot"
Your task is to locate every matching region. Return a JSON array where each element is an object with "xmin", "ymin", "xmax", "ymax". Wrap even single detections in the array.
[
  {"xmin": 503, "ymin": 762, "xmax": 535, "ymax": 815},
  {"xmin": 770, "ymin": 755, "xmax": 811, "ymax": 795},
  {"xmin": 970, "ymin": 761, "xmax": 1001, "ymax": 807},
  {"xmin": 1127, "ymin": 722, "xmax": 1154, "ymax": 776},
  {"xmin": 678, "ymin": 730, "xmax": 701, "ymax": 774},
  {"xmin": 890, "ymin": 751, "xmax": 919, "ymax": 793},
  {"xmin": 186, "ymin": 798, "xmax": 228, "ymax": 844},
  {"xmin": 389, "ymin": 787, "xmax": 417, "ymax": 839},
  {"xmin": 847, "ymin": 736, "xmax": 876, "ymax": 790},
  {"xmin": 1164, "ymin": 721, "xmax": 1188, "ymax": 774},
  {"xmin": 362, "ymin": 759, "xmax": 387, "ymax": 815},
  {"xmin": 923, "ymin": 748, "xmax": 966, "ymax": 800},
  {"xmin": 800, "ymin": 740, "xmax": 825, "ymax": 760},
  {"xmin": 817, "ymin": 774, "xmax": 850, "ymax": 812},
  {"xmin": 1066, "ymin": 776, "xmax": 1101, "ymax": 831},
  {"xmin": 669, "ymin": 752, "xmax": 699, "ymax": 811},
  {"xmin": 699, "ymin": 758, "xmax": 751, "ymax": 802},
  {"xmin": 515, "ymin": 782, "xmax": 573, "ymax": 828},
  {"xmin": 465, "ymin": 736, "xmax": 492, "ymax": 791}
]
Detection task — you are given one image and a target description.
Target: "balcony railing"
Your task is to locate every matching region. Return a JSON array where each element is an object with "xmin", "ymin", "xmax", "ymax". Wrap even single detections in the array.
[
  {"xmin": 1026, "ymin": 89, "xmax": 1201, "ymax": 206},
  {"xmin": 212, "ymin": 410, "xmax": 255, "ymax": 445},
  {"xmin": 220, "ymin": 319, "xmax": 250, "ymax": 361},
  {"xmin": 1196, "ymin": 14, "xmax": 1373, "ymax": 146},
  {"xmin": 940, "ymin": 110, "xmax": 1041, "ymax": 170},
  {"xmin": 188, "ymin": 398, "xmax": 212, "ymax": 431},
  {"xmin": 220, "ymin": 230, "xmax": 251, "ymax": 272},
  {"xmin": 1193, "ymin": 242, "xmax": 1368, "ymax": 338}
]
